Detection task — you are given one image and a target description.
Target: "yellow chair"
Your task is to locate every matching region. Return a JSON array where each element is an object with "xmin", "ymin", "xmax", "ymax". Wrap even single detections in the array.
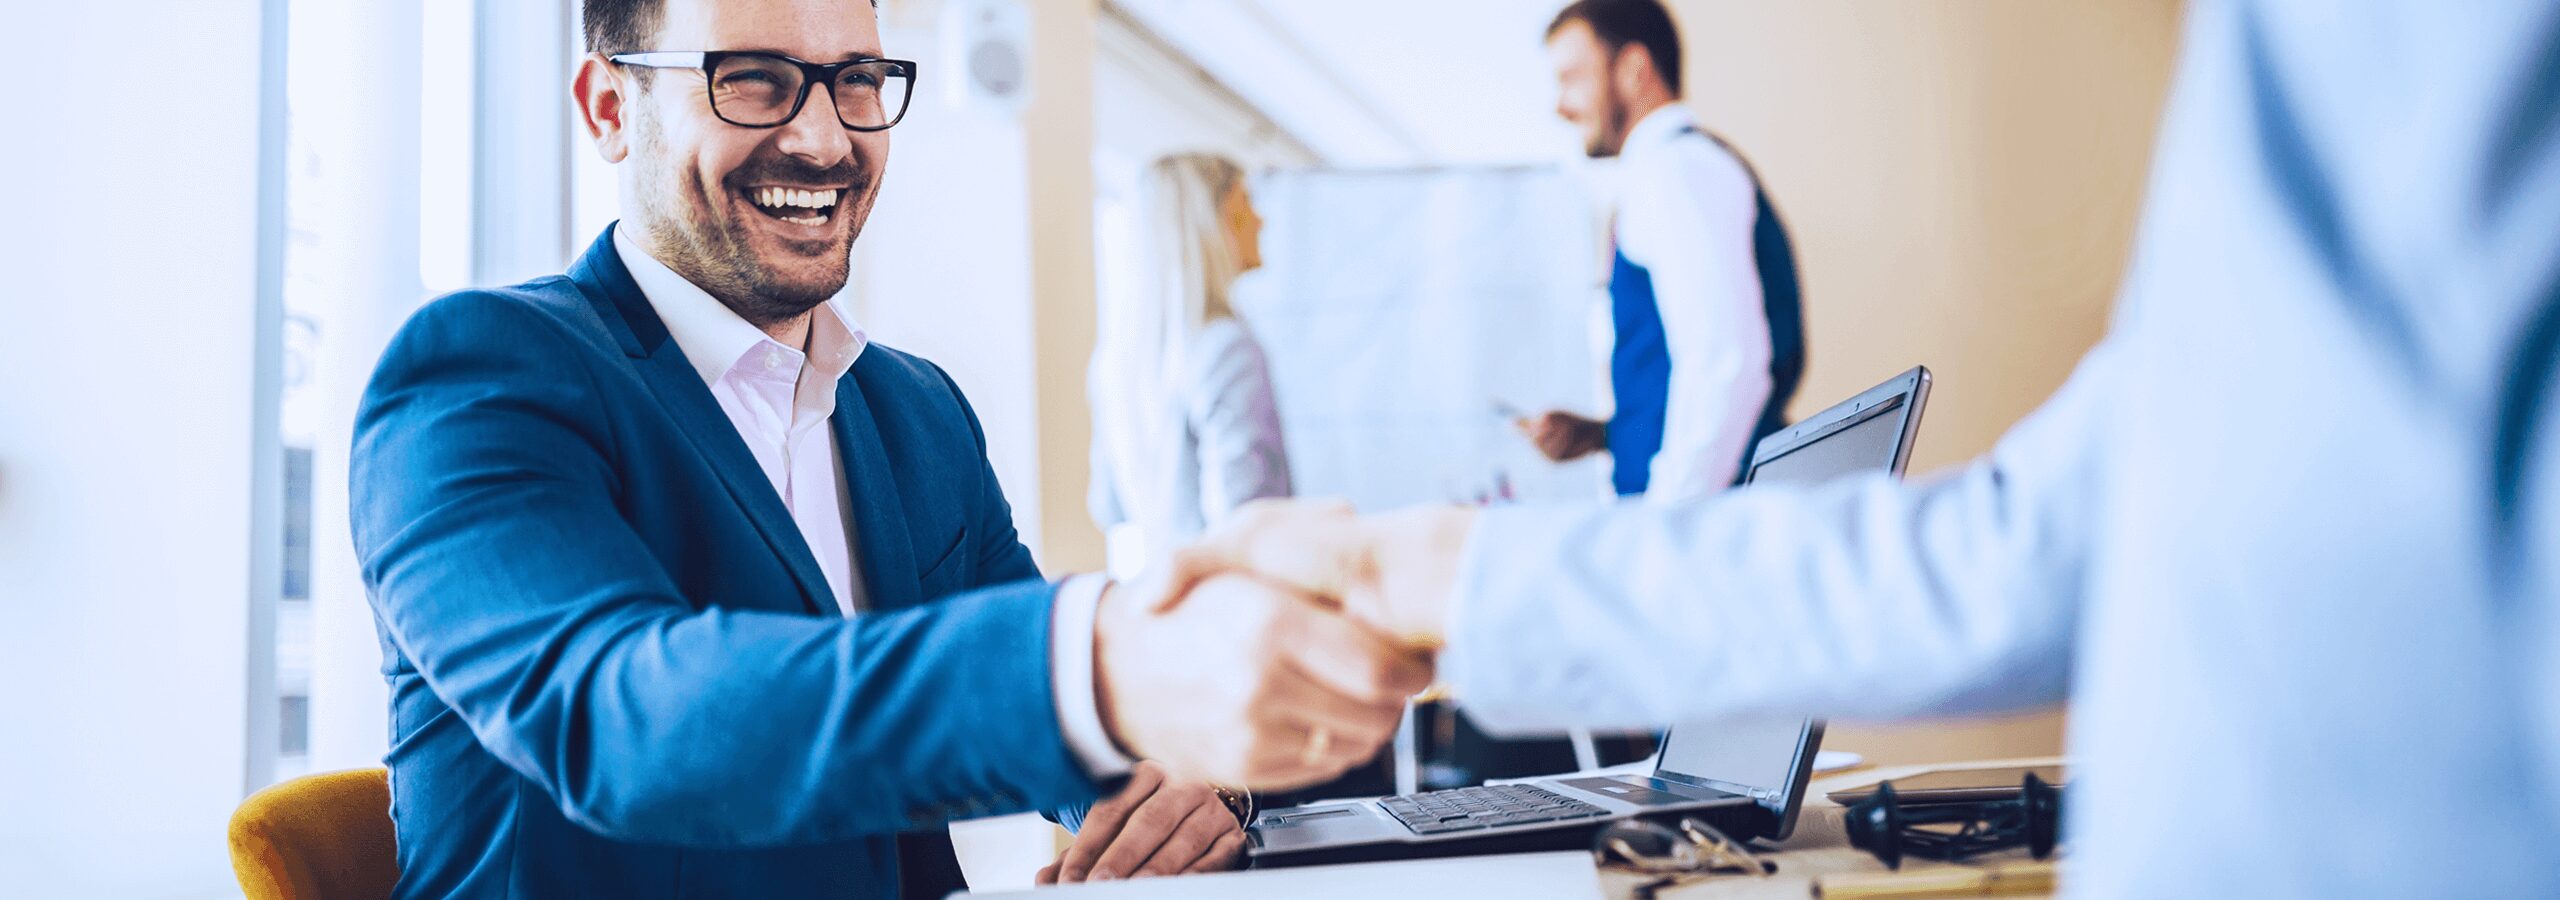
[{"xmin": 229, "ymin": 767, "xmax": 399, "ymax": 900}]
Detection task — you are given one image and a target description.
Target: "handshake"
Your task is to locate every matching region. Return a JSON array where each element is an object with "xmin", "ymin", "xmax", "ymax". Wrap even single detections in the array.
[{"xmin": 1089, "ymin": 499, "xmax": 1482, "ymax": 791}]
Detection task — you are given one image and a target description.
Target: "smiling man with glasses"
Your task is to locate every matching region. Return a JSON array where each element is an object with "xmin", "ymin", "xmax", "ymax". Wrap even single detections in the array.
[{"xmin": 346, "ymin": 0, "xmax": 1431, "ymax": 897}]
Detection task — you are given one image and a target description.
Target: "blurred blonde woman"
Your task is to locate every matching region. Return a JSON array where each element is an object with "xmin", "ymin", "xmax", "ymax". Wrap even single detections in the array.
[{"xmin": 1089, "ymin": 153, "xmax": 1291, "ymax": 579}]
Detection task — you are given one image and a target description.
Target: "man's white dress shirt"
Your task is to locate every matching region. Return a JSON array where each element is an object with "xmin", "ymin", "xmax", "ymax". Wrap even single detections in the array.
[
  {"xmin": 615, "ymin": 230, "xmax": 1130, "ymax": 778},
  {"xmin": 617, "ymin": 229, "xmax": 870, "ymax": 616},
  {"xmin": 1614, "ymin": 104, "xmax": 1774, "ymax": 502}
]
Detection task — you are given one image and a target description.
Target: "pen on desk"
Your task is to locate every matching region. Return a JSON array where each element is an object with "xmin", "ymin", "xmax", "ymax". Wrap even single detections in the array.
[{"xmin": 1813, "ymin": 860, "xmax": 2057, "ymax": 898}]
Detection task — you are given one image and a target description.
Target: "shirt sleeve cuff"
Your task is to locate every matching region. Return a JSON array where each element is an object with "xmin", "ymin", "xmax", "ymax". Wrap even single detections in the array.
[{"xmin": 1052, "ymin": 573, "xmax": 1136, "ymax": 780}]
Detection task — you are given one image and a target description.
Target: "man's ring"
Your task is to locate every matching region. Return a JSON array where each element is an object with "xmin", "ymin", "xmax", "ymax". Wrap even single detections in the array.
[{"xmin": 1301, "ymin": 727, "xmax": 1334, "ymax": 765}]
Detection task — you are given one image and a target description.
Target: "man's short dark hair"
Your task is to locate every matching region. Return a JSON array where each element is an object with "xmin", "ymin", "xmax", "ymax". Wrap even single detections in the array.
[
  {"xmin": 582, "ymin": 0, "xmax": 880, "ymax": 55},
  {"xmin": 583, "ymin": 0, "xmax": 663, "ymax": 56},
  {"xmin": 1546, "ymin": 0, "xmax": 1684, "ymax": 96}
]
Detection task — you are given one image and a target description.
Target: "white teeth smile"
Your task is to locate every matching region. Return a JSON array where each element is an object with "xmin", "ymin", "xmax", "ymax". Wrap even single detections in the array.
[{"xmin": 750, "ymin": 186, "xmax": 842, "ymax": 226}]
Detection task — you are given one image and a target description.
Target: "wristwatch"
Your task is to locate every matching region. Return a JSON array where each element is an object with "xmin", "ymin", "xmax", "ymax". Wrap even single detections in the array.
[{"xmin": 1211, "ymin": 784, "xmax": 1255, "ymax": 827}]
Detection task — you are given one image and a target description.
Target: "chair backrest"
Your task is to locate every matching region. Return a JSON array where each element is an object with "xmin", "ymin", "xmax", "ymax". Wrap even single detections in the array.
[{"xmin": 229, "ymin": 767, "xmax": 399, "ymax": 900}]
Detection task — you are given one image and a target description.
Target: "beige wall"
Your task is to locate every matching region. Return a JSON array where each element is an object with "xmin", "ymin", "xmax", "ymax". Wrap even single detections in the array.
[
  {"xmin": 1028, "ymin": 0, "xmax": 1109, "ymax": 574},
  {"xmin": 1664, "ymin": 0, "xmax": 2185, "ymax": 764}
]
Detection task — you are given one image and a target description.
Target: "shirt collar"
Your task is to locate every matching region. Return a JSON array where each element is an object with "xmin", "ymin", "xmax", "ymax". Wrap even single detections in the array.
[
  {"xmin": 612, "ymin": 223, "xmax": 868, "ymax": 388},
  {"xmin": 1621, "ymin": 103, "xmax": 1698, "ymax": 158}
]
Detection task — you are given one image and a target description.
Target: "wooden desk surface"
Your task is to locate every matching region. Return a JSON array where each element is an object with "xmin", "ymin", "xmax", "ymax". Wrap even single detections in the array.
[{"xmin": 1597, "ymin": 757, "xmax": 2065, "ymax": 900}]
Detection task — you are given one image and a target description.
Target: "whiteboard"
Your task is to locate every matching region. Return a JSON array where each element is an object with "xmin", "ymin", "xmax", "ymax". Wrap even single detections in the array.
[{"xmin": 1237, "ymin": 166, "xmax": 1612, "ymax": 511}]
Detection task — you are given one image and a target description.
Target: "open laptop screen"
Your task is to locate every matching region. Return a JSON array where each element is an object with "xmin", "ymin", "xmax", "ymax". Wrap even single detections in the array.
[
  {"xmin": 1653, "ymin": 717, "xmax": 1810, "ymax": 803},
  {"xmin": 1651, "ymin": 368, "xmax": 1931, "ymax": 821},
  {"xmin": 1745, "ymin": 395, "xmax": 1911, "ymax": 488}
]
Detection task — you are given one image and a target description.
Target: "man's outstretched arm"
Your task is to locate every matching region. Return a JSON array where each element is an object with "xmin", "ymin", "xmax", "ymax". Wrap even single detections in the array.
[
  {"xmin": 355, "ymin": 294, "xmax": 1422, "ymax": 846},
  {"xmin": 353, "ymin": 293, "xmax": 1104, "ymax": 846},
  {"xmin": 1196, "ymin": 339, "xmax": 2124, "ymax": 734}
]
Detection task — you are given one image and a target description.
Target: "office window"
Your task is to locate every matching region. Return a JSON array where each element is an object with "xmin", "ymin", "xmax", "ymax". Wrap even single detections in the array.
[{"xmin": 257, "ymin": 0, "xmax": 484, "ymax": 787}]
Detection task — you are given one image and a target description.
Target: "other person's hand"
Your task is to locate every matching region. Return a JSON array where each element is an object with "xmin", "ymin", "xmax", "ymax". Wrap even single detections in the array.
[
  {"xmin": 1521, "ymin": 410, "xmax": 1609, "ymax": 462},
  {"xmin": 1092, "ymin": 572, "xmax": 1429, "ymax": 791},
  {"xmin": 1166, "ymin": 499, "xmax": 1478, "ymax": 650},
  {"xmin": 1036, "ymin": 761, "xmax": 1246, "ymax": 884}
]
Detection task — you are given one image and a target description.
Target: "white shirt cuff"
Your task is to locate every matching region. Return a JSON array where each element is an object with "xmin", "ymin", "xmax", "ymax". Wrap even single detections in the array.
[{"xmin": 1051, "ymin": 574, "xmax": 1135, "ymax": 779}]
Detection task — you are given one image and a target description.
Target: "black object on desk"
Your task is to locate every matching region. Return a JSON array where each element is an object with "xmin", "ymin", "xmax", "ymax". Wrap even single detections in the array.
[
  {"xmin": 1826, "ymin": 765, "xmax": 2068, "ymax": 807},
  {"xmin": 1843, "ymin": 773, "xmax": 2066, "ymax": 870}
]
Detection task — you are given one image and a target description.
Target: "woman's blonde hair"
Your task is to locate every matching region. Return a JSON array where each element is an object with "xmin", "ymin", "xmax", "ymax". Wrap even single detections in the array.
[{"xmin": 1090, "ymin": 152, "xmax": 1251, "ymax": 537}]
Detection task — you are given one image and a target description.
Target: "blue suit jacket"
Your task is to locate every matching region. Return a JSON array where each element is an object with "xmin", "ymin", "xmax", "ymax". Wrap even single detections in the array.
[{"xmin": 351, "ymin": 227, "xmax": 1104, "ymax": 898}]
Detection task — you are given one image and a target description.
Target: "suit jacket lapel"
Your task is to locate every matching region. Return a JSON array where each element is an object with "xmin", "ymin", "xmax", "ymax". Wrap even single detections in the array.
[
  {"xmin": 568, "ymin": 227, "xmax": 833, "ymax": 616},
  {"xmin": 832, "ymin": 364, "xmax": 922, "ymax": 611}
]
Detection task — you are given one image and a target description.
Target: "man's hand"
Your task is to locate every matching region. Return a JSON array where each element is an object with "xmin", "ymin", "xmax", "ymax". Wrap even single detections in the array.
[
  {"xmin": 1093, "ymin": 572, "xmax": 1430, "ymax": 791},
  {"xmin": 1036, "ymin": 761, "xmax": 1244, "ymax": 884},
  {"xmin": 1521, "ymin": 410, "xmax": 1609, "ymax": 462}
]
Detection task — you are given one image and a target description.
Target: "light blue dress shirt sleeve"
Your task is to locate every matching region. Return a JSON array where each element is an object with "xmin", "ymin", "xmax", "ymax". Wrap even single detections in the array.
[{"xmin": 1444, "ymin": 338, "xmax": 2120, "ymax": 731}]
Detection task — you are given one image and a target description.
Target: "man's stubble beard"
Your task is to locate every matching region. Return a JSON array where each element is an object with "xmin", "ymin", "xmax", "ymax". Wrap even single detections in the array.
[
  {"xmin": 1586, "ymin": 83, "xmax": 1630, "ymax": 160},
  {"xmin": 626, "ymin": 102, "xmax": 870, "ymax": 329}
]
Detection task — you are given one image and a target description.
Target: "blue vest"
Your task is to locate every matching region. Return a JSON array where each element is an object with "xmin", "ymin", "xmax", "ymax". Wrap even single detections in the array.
[{"xmin": 1607, "ymin": 130, "xmax": 1807, "ymax": 495}]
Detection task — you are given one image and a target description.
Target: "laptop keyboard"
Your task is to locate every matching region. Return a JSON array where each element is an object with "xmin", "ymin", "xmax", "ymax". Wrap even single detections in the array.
[{"xmin": 1379, "ymin": 784, "xmax": 1613, "ymax": 835}]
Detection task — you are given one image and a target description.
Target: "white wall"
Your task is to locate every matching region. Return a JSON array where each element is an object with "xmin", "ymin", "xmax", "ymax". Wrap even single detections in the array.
[
  {"xmin": 845, "ymin": 13, "xmax": 1049, "ymax": 557},
  {"xmin": 0, "ymin": 1, "xmax": 271, "ymax": 895},
  {"xmin": 1091, "ymin": 5, "xmax": 1319, "ymax": 179},
  {"xmin": 1107, "ymin": 0, "xmax": 1577, "ymax": 166}
]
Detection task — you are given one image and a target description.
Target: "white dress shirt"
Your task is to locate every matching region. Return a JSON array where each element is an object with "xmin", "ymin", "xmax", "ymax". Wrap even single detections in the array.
[
  {"xmin": 1614, "ymin": 104, "xmax": 1774, "ymax": 503},
  {"xmin": 614, "ymin": 230, "xmax": 1130, "ymax": 779},
  {"xmin": 616, "ymin": 229, "xmax": 869, "ymax": 615},
  {"xmin": 1442, "ymin": 2, "xmax": 2560, "ymax": 895}
]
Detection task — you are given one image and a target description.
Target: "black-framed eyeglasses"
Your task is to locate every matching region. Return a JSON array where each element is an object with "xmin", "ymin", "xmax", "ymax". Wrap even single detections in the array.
[{"xmin": 610, "ymin": 51, "xmax": 917, "ymax": 131}]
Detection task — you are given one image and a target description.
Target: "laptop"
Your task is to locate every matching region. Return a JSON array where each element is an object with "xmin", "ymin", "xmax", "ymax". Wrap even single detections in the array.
[{"xmin": 1247, "ymin": 366, "xmax": 1933, "ymax": 868}]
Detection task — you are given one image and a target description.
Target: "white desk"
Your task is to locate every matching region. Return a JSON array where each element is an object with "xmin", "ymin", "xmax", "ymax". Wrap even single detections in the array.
[
  {"xmin": 969, "ymin": 851, "xmax": 1607, "ymax": 899},
  {"xmin": 964, "ymin": 758, "xmax": 2064, "ymax": 899}
]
